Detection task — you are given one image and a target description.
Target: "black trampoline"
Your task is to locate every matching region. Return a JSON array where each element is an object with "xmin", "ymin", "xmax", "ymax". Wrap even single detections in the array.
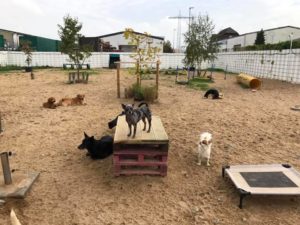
[{"xmin": 222, "ymin": 164, "xmax": 300, "ymax": 208}]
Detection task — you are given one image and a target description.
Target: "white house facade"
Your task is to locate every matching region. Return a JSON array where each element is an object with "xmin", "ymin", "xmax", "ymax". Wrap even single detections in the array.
[
  {"xmin": 219, "ymin": 26, "xmax": 300, "ymax": 52},
  {"xmin": 99, "ymin": 32, "xmax": 164, "ymax": 53}
]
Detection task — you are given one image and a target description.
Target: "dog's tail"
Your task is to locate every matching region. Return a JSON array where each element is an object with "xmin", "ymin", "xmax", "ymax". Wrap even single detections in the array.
[{"xmin": 138, "ymin": 102, "xmax": 149, "ymax": 108}]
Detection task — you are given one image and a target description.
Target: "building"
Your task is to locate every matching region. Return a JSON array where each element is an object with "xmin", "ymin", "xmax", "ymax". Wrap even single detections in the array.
[
  {"xmin": 216, "ymin": 27, "xmax": 239, "ymax": 41},
  {"xmin": 80, "ymin": 31, "xmax": 164, "ymax": 53},
  {"xmin": 0, "ymin": 28, "xmax": 60, "ymax": 51},
  {"xmin": 218, "ymin": 26, "xmax": 300, "ymax": 52}
]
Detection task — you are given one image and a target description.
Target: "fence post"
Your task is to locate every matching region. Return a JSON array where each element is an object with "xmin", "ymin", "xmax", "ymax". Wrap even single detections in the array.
[
  {"xmin": 136, "ymin": 61, "xmax": 141, "ymax": 86},
  {"xmin": 1, "ymin": 152, "xmax": 12, "ymax": 185},
  {"xmin": 156, "ymin": 60, "xmax": 160, "ymax": 99},
  {"xmin": 0, "ymin": 112, "xmax": 3, "ymax": 133},
  {"xmin": 117, "ymin": 62, "xmax": 121, "ymax": 98}
]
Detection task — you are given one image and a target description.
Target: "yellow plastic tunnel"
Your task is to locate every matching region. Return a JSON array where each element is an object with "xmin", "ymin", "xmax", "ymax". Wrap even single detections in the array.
[{"xmin": 237, "ymin": 73, "xmax": 261, "ymax": 89}]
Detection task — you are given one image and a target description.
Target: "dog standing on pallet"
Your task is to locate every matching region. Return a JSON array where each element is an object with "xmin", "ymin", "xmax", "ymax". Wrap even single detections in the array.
[
  {"xmin": 197, "ymin": 132, "xmax": 212, "ymax": 166},
  {"xmin": 122, "ymin": 102, "xmax": 152, "ymax": 138}
]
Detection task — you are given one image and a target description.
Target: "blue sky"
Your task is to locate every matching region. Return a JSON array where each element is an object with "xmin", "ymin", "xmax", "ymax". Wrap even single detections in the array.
[{"xmin": 1, "ymin": 0, "xmax": 300, "ymax": 47}]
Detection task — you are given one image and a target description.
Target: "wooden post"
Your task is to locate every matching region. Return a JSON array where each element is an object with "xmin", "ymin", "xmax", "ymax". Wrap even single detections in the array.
[
  {"xmin": 0, "ymin": 112, "xmax": 3, "ymax": 133},
  {"xmin": 117, "ymin": 62, "xmax": 121, "ymax": 98},
  {"xmin": 136, "ymin": 61, "xmax": 140, "ymax": 85},
  {"xmin": 1, "ymin": 152, "xmax": 12, "ymax": 185},
  {"xmin": 156, "ymin": 60, "xmax": 160, "ymax": 99}
]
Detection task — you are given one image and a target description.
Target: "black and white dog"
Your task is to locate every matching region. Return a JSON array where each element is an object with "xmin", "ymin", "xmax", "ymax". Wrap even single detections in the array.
[
  {"xmin": 122, "ymin": 102, "xmax": 152, "ymax": 138},
  {"xmin": 204, "ymin": 88, "xmax": 223, "ymax": 99},
  {"xmin": 78, "ymin": 132, "xmax": 113, "ymax": 159}
]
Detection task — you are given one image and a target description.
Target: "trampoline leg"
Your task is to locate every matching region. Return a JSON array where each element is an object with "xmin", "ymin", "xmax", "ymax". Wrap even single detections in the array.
[
  {"xmin": 239, "ymin": 194, "xmax": 246, "ymax": 209},
  {"xmin": 222, "ymin": 165, "xmax": 230, "ymax": 178}
]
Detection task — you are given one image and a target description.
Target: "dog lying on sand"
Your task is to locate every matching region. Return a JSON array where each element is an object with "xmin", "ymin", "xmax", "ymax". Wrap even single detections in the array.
[
  {"xmin": 197, "ymin": 132, "xmax": 213, "ymax": 166},
  {"xmin": 78, "ymin": 132, "xmax": 113, "ymax": 159},
  {"xmin": 57, "ymin": 94, "xmax": 85, "ymax": 106},
  {"xmin": 42, "ymin": 97, "xmax": 57, "ymax": 109},
  {"xmin": 122, "ymin": 102, "xmax": 152, "ymax": 138},
  {"xmin": 204, "ymin": 88, "xmax": 223, "ymax": 99}
]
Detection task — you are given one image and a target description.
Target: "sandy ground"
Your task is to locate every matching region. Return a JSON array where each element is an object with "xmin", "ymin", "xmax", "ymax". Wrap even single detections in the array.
[{"xmin": 0, "ymin": 69, "xmax": 300, "ymax": 225}]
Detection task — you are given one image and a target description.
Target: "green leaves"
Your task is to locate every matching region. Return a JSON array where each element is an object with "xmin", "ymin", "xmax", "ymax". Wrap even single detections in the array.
[
  {"xmin": 58, "ymin": 15, "xmax": 91, "ymax": 65},
  {"xmin": 184, "ymin": 14, "xmax": 218, "ymax": 68},
  {"xmin": 163, "ymin": 40, "xmax": 174, "ymax": 53},
  {"xmin": 254, "ymin": 29, "xmax": 265, "ymax": 45}
]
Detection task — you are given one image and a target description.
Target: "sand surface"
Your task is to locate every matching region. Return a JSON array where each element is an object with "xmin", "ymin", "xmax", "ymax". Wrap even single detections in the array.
[{"xmin": 0, "ymin": 69, "xmax": 300, "ymax": 225}]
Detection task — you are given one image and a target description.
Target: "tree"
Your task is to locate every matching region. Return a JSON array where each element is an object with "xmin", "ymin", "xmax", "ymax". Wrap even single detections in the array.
[
  {"xmin": 58, "ymin": 15, "xmax": 92, "ymax": 75},
  {"xmin": 183, "ymin": 14, "xmax": 218, "ymax": 74},
  {"xmin": 163, "ymin": 40, "xmax": 174, "ymax": 53},
  {"xmin": 124, "ymin": 28, "xmax": 160, "ymax": 85},
  {"xmin": 20, "ymin": 40, "xmax": 32, "ymax": 67},
  {"xmin": 254, "ymin": 29, "xmax": 265, "ymax": 45}
]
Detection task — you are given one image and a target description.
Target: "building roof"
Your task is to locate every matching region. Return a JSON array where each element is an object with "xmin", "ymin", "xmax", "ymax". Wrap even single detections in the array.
[
  {"xmin": 218, "ymin": 27, "xmax": 239, "ymax": 36},
  {"xmin": 216, "ymin": 27, "xmax": 239, "ymax": 41},
  {"xmin": 0, "ymin": 28, "xmax": 59, "ymax": 41},
  {"xmin": 96, "ymin": 31, "xmax": 164, "ymax": 41},
  {"xmin": 240, "ymin": 25, "xmax": 300, "ymax": 36}
]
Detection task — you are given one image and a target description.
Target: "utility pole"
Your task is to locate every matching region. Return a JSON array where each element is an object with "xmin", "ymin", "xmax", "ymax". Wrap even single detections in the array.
[
  {"xmin": 189, "ymin": 6, "xmax": 194, "ymax": 33},
  {"xmin": 173, "ymin": 28, "xmax": 176, "ymax": 52},
  {"xmin": 169, "ymin": 10, "xmax": 192, "ymax": 53}
]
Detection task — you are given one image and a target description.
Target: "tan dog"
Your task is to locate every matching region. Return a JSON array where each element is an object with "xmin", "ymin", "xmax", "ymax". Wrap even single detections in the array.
[
  {"xmin": 57, "ymin": 94, "xmax": 85, "ymax": 106},
  {"xmin": 11, "ymin": 209, "xmax": 22, "ymax": 225},
  {"xmin": 42, "ymin": 97, "xmax": 57, "ymax": 109}
]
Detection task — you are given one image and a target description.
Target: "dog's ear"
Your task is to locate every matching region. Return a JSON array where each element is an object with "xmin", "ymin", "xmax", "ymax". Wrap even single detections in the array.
[
  {"xmin": 84, "ymin": 132, "xmax": 89, "ymax": 138},
  {"xmin": 122, "ymin": 104, "xmax": 126, "ymax": 110}
]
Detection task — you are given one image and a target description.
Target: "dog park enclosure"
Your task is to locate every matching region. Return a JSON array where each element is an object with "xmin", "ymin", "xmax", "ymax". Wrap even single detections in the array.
[{"xmin": 113, "ymin": 115, "xmax": 169, "ymax": 176}]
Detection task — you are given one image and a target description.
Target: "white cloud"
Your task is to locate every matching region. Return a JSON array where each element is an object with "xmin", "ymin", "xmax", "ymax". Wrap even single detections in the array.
[{"xmin": 0, "ymin": 0, "xmax": 299, "ymax": 47}]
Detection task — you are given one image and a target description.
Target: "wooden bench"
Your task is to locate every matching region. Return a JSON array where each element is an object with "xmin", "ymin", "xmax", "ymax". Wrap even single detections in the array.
[
  {"xmin": 68, "ymin": 72, "xmax": 89, "ymax": 84},
  {"xmin": 113, "ymin": 115, "xmax": 169, "ymax": 176},
  {"xmin": 63, "ymin": 64, "xmax": 90, "ymax": 70}
]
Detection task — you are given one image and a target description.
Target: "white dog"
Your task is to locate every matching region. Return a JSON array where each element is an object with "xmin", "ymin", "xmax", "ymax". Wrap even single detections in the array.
[{"xmin": 197, "ymin": 132, "xmax": 212, "ymax": 166}]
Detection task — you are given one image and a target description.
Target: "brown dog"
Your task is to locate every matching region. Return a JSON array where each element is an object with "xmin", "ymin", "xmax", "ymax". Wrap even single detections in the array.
[
  {"xmin": 57, "ymin": 94, "xmax": 85, "ymax": 106},
  {"xmin": 43, "ymin": 97, "xmax": 57, "ymax": 109}
]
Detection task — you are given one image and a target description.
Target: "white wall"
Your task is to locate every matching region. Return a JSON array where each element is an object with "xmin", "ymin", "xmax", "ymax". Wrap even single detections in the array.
[
  {"xmin": 101, "ymin": 33, "xmax": 164, "ymax": 53},
  {"xmin": 0, "ymin": 51, "xmax": 184, "ymax": 69}
]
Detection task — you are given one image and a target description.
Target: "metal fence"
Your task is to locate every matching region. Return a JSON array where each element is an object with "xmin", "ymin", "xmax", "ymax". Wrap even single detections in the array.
[
  {"xmin": 214, "ymin": 49, "xmax": 300, "ymax": 83},
  {"xmin": 1, "ymin": 50, "xmax": 300, "ymax": 83}
]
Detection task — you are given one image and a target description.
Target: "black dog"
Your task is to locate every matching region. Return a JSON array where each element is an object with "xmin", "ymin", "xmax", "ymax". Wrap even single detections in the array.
[
  {"xmin": 204, "ymin": 88, "xmax": 223, "ymax": 99},
  {"xmin": 78, "ymin": 132, "xmax": 113, "ymax": 159},
  {"xmin": 122, "ymin": 102, "xmax": 152, "ymax": 138},
  {"xmin": 108, "ymin": 111, "xmax": 125, "ymax": 129}
]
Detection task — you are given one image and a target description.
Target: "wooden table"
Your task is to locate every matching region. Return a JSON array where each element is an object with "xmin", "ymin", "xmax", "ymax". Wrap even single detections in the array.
[{"xmin": 113, "ymin": 115, "xmax": 169, "ymax": 176}]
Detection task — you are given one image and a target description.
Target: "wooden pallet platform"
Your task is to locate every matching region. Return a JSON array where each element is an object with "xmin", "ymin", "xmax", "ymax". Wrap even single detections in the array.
[{"xmin": 113, "ymin": 116, "xmax": 169, "ymax": 176}]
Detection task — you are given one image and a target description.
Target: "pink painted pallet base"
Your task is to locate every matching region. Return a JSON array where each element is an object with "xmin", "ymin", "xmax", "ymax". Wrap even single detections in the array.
[{"xmin": 113, "ymin": 150, "xmax": 168, "ymax": 176}]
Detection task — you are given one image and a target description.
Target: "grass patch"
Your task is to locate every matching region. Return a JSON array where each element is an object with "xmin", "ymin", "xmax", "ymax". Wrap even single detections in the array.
[
  {"xmin": 125, "ymin": 83, "xmax": 157, "ymax": 102},
  {"xmin": 0, "ymin": 65, "xmax": 54, "ymax": 73},
  {"xmin": 187, "ymin": 77, "xmax": 214, "ymax": 91}
]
